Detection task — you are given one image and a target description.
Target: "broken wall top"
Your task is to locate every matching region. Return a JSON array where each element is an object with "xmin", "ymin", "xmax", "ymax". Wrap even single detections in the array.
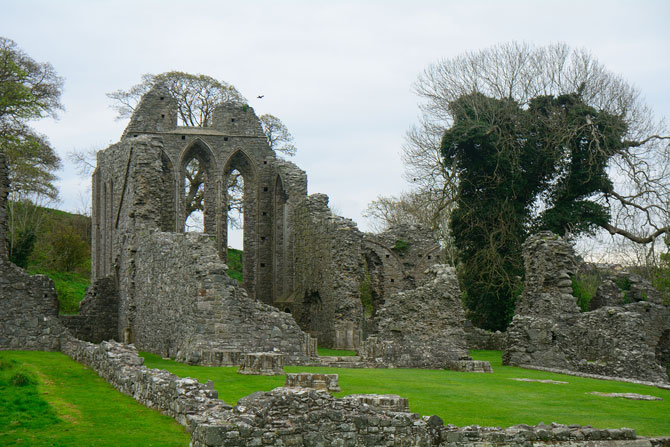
[{"xmin": 122, "ymin": 86, "xmax": 264, "ymax": 139}]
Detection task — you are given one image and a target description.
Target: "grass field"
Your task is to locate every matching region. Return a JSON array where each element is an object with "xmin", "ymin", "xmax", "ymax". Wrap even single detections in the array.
[
  {"xmin": 2, "ymin": 350, "xmax": 669, "ymax": 445},
  {"xmin": 140, "ymin": 350, "xmax": 670, "ymax": 437},
  {"xmin": 0, "ymin": 351, "xmax": 189, "ymax": 446}
]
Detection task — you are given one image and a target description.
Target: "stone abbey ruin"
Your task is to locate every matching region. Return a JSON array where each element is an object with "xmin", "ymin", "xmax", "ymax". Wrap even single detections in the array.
[{"xmin": 1, "ymin": 86, "xmax": 670, "ymax": 446}]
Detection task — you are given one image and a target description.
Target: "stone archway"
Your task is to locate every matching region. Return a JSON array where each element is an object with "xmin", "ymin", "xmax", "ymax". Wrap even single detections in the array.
[
  {"xmin": 179, "ymin": 139, "xmax": 218, "ymax": 233},
  {"xmin": 222, "ymin": 149, "xmax": 258, "ymax": 299}
]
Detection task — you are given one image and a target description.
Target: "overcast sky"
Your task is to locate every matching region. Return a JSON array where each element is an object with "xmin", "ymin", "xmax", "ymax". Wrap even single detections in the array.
[{"xmin": 2, "ymin": 0, "xmax": 669, "ymax": 247}]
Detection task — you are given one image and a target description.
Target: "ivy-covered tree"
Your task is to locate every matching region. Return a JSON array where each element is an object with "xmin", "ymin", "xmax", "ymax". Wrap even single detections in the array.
[{"xmin": 443, "ymin": 92, "xmax": 629, "ymax": 330}]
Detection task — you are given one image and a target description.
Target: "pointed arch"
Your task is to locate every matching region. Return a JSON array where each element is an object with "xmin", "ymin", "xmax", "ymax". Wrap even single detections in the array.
[
  {"xmin": 179, "ymin": 139, "xmax": 219, "ymax": 233},
  {"xmin": 222, "ymin": 148, "xmax": 259, "ymax": 299}
]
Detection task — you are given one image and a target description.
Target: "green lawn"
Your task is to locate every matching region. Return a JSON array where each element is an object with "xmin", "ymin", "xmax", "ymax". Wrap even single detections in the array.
[
  {"xmin": 317, "ymin": 347, "xmax": 357, "ymax": 356},
  {"xmin": 140, "ymin": 350, "xmax": 670, "ymax": 437},
  {"xmin": 0, "ymin": 351, "xmax": 189, "ymax": 447}
]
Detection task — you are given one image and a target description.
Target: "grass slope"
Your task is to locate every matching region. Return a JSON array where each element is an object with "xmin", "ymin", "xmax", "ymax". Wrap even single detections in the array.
[
  {"xmin": 27, "ymin": 266, "xmax": 90, "ymax": 314},
  {"xmin": 140, "ymin": 350, "xmax": 670, "ymax": 437},
  {"xmin": 0, "ymin": 351, "xmax": 189, "ymax": 446}
]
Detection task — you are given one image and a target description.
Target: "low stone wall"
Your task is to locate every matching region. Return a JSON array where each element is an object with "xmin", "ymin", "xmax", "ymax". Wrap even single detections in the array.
[
  {"xmin": 60, "ymin": 276, "xmax": 118, "ymax": 343},
  {"xmin": 465, "ymin": 324, "xmax": 506, "ymax": 351},
  {"xmin": 60, "ymin": 338, "xmax": 653, "ymax": 447},
  {"xmin": 0, "ymin": 261, "xmax": 68, "ymax": 351},
  {"xmin": 60, "ymin": 338, "xmax": 231, "ymax": 429}
]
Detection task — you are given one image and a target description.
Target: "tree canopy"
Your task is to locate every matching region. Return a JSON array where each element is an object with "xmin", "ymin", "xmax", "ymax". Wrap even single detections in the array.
[
  {"xmin": 0, "ymin": 36, "xmax": 63, "ymax": 200},
  {"xmin": 395, "ymin": 42, "xmax": 669, "ymax": 330}
]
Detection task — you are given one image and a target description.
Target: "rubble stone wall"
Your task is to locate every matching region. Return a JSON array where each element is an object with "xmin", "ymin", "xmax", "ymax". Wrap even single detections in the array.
[
  {"xmin": 131, "ymin": 230, "xmax": 314, "ymax": 364},
  {"xmin": 505, "ymin": 232, "xmax": 670, "ymax": 384},
  {"xmin": 360, "ymin": 264, "xmax": 471, "ymax": 368},
  {"xmin": 59, "ymin": 276, "xmax": 118, "ymax": 343}
]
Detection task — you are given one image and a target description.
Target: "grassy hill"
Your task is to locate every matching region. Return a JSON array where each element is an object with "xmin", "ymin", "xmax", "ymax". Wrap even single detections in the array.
[{"xmin": 8, "ymin": 202, "xmax": 91, "ymax": 314}]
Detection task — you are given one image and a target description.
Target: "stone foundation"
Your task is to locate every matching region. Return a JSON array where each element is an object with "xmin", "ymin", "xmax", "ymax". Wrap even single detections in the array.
[
  {"xmin": 285, "ymin": 372, "xmax": 340, "ymax": 392},
  {"xmin": 237, "ymin": 352, "xmax": 284, "ymax": 375}
]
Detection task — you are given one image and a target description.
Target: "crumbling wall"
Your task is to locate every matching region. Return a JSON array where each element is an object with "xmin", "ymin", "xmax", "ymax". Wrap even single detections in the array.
[
  {"xmin": 132, "ymin": 231, "xmax": 315, "ymax": 364},
  {"xmin": 360, "ymin": 265, "xmax": 471, "ymax": 368},
  {"xmin": 59, "ymin": 276, "xmax": 118, "ymax": 343},
  {"xmin": 504, "ymin": 232, "xmax": 670, "ymax": 384},
  {"xmin": 0, "ymin": 152, "xmax": 68, "ymax": 351},
  {"xmin": 362, "ymin": 224, "xmax": 442, "ymax": 334},
  {"xmin": 291, "ymin": 193, "xmax": 364, "ymax": 349}
]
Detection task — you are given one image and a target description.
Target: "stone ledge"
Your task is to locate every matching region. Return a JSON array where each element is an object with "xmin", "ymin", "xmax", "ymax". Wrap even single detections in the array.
[{"xmin": 519, "ymin": 364, "xmax": 670, "ymax": 390}]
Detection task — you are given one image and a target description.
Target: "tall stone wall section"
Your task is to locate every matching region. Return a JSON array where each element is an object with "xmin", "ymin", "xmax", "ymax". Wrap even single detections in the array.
[
  {"xmin": 362, "ymin": 224, "xmax": 442, "ymax": 334},
  {"xmin": 290, "ymin": 193, "xmax": 365, "ymax": 349},
  {"xmin": 0, "ymin": 152, "xmax": 69, "ymax": 351},
  {"xmin": 360, "ymin": 264, "xmax": 471, "ymax": 368},
  {"xmin": 504, "ymin": 232, "xmax": 670, "ymax": 384},
  {"xmin": 62, "ymin": 339, "xmax": 645, "ymax": 447},
  {"xmin": 132, "ymin": 230, "xmax": 314, "ymax": 364}
]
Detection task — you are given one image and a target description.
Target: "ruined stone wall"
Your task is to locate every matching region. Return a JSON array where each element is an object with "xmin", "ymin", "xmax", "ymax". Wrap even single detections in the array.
[
  {"xmin": 290, "ymin": 193, "xmax": 365, "ymax": 349},
  {"xmin": 504, "ymin": 232, "xmax": 670, "ymax": 384},
  {"xmin": 0, "ymin": 152, "xmax": 69, "ymax": 351},
  {"xmin": 362, "ymin": 224, "xmax": 442, "ymax": 334},
  {"xmin": 360, "ymin": 264, "xmax": 471, "ymax": 368},
  {"xmin": 59, "ymin": 276, "xmax": 118, "ymax": 343},
  {"xmin": 131, "ymin": 230, "xmax": 314, "ymax": 364}
]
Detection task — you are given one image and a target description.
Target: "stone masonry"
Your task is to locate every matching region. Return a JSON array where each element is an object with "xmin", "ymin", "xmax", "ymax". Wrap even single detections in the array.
[
  {"xmin": 504, "ymin": 232, "xmax": 670, "ymax": 384},
  {"xmin": 0, "ymin": 151, "xmax": 69, "ymax": 351},
  {"xmin": 360, "ymin": 264, "xmax": 473, "ymax": 368},
  {"xmin": 86, "ymin": 86, "xmax": 367, "ymax": 361}
]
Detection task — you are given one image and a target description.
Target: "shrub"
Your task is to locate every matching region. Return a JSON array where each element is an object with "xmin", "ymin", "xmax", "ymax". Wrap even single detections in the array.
[{"xmin": 571, "ymin": 272, "xmax": 601, "ymax": 312}]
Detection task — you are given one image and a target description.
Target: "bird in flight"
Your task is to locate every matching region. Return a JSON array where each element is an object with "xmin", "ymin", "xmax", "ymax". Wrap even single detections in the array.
[{"xmin": 257, "ymin": 95, "xmax": 264, "ymax": 99}]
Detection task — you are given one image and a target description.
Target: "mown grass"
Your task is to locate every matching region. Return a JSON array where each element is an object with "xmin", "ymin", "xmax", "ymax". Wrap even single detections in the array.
[
  {"xmin": 0, "ymin": 351, "xmax": 189, "ymax": 446},
  {"xmin": 317, "ymin": 347, "xmax": 357, "ymax": 356},
  {"xmin": 27, "ymin": 266, "xmax": 90, "ymax": 314},
  {"xmin": 140, "ymin": 350, "xmax": 670, "ymax": 437}
]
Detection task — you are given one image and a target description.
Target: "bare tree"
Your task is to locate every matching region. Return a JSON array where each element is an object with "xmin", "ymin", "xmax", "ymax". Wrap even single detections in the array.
[
  {"xmin": 260, "ymin": 114, "xmax": 297, "ymax": 157},
  {"xmin": 107, "ymin": 71, "xmax": 246, "ymax": 126}
]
